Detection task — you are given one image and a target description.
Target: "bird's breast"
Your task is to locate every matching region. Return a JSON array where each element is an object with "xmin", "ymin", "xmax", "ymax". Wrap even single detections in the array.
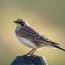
[
  {"xmin": 15, "ymin": 26, "xmax": 21, "ymax": 32},
  {"xmin": 17, "ymin": 36, "xmax": 38, "ymax": 48}
]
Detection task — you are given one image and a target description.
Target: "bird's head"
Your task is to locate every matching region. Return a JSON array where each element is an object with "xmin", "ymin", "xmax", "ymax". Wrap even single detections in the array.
[{"xmin": 13, "ymin": 19, "xmax": 28, "ymax": 26}]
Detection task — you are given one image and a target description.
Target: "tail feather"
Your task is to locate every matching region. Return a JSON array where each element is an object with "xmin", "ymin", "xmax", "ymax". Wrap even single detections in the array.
[
  {"xmin": 52, "ymin": 45, "xmax": 65, "ymax": 52},
  {"xmin": 48, "ymin": 40, "xmax": 65, "ymax": 52}
]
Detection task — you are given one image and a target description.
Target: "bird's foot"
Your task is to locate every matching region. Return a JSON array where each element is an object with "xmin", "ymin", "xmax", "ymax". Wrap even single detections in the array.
[{"xmin": 25, "ymin": 48, "xmax": 37, "ymax": 56}]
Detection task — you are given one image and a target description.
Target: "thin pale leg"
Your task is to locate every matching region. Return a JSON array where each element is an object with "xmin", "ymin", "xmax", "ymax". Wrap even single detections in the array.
[{"xmin": 26, "ymin": 48, "xmax": 37, "ymax": 56}]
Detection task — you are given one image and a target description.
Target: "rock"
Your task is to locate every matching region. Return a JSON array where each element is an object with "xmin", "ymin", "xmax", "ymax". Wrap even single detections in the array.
[{"xmin": 11, "ymin": 55, "xmax": 48, "ymax": 65}]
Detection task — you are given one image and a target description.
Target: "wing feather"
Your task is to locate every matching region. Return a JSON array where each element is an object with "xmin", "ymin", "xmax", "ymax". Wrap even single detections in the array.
[{"xmin": 16, "ymin": 26, "xmax": 59, "ymax": 47}]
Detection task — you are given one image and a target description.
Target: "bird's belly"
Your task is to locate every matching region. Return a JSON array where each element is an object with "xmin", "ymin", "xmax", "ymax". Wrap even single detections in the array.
[{"xmin": 17, "ymin": 36, "xmax": 38, "ymax": 48}]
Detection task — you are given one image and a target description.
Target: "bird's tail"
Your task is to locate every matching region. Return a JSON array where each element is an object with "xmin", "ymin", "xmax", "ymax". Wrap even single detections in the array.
[
  {"xmin": 49, "ymin": 41, "xmax": 65, "ymax": 52},
  {"xmin": 52, "ymin": 45, "xmax": 65, "ymax": 52}
]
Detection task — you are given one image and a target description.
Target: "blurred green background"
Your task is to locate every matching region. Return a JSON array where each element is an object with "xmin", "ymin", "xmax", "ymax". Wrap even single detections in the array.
[{"xmin": 0, "ymin": 0, "xmax": 65, "ymax": 65}]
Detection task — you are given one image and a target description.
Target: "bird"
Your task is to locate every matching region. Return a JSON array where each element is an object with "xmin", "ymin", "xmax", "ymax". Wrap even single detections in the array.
[{"xmin": 13, "ymin": 19, "xmax": 65, "ymax": 56}]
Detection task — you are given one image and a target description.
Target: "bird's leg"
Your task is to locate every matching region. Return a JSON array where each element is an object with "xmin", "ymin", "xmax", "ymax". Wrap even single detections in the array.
[
  {"xmin": 30, "ymin": 48, "xmax": 37, "ymax": 56},
  {"xmin": 26, "ymin": 48, "xmax": 37, "ymax": 56}
]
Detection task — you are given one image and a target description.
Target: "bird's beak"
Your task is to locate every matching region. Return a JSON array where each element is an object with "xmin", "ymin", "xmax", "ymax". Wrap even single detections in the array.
[{"xmin": 13, "ymin": 21, "xmax": 18, "ymax": 23}]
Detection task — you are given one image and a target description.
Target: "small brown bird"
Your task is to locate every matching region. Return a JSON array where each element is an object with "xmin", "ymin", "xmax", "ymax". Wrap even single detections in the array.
[{"xmin": 13, "ymin": 19, "xmax": 65, "ymax": 56}]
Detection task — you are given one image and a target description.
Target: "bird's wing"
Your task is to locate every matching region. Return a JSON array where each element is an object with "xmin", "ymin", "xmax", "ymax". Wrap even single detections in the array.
[
  {"xmin": 17, "ymin": 26, "xmax": 41, "ymax": 38},
  {"xmin": 16, "ymin": 26, "xmax": 59, "ymax": 47}
]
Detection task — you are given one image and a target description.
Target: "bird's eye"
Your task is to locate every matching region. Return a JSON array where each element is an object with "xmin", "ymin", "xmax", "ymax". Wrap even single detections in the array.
[{"xmin": 21, "ymin": 23, "xmax": 24, "ymax": 26}]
